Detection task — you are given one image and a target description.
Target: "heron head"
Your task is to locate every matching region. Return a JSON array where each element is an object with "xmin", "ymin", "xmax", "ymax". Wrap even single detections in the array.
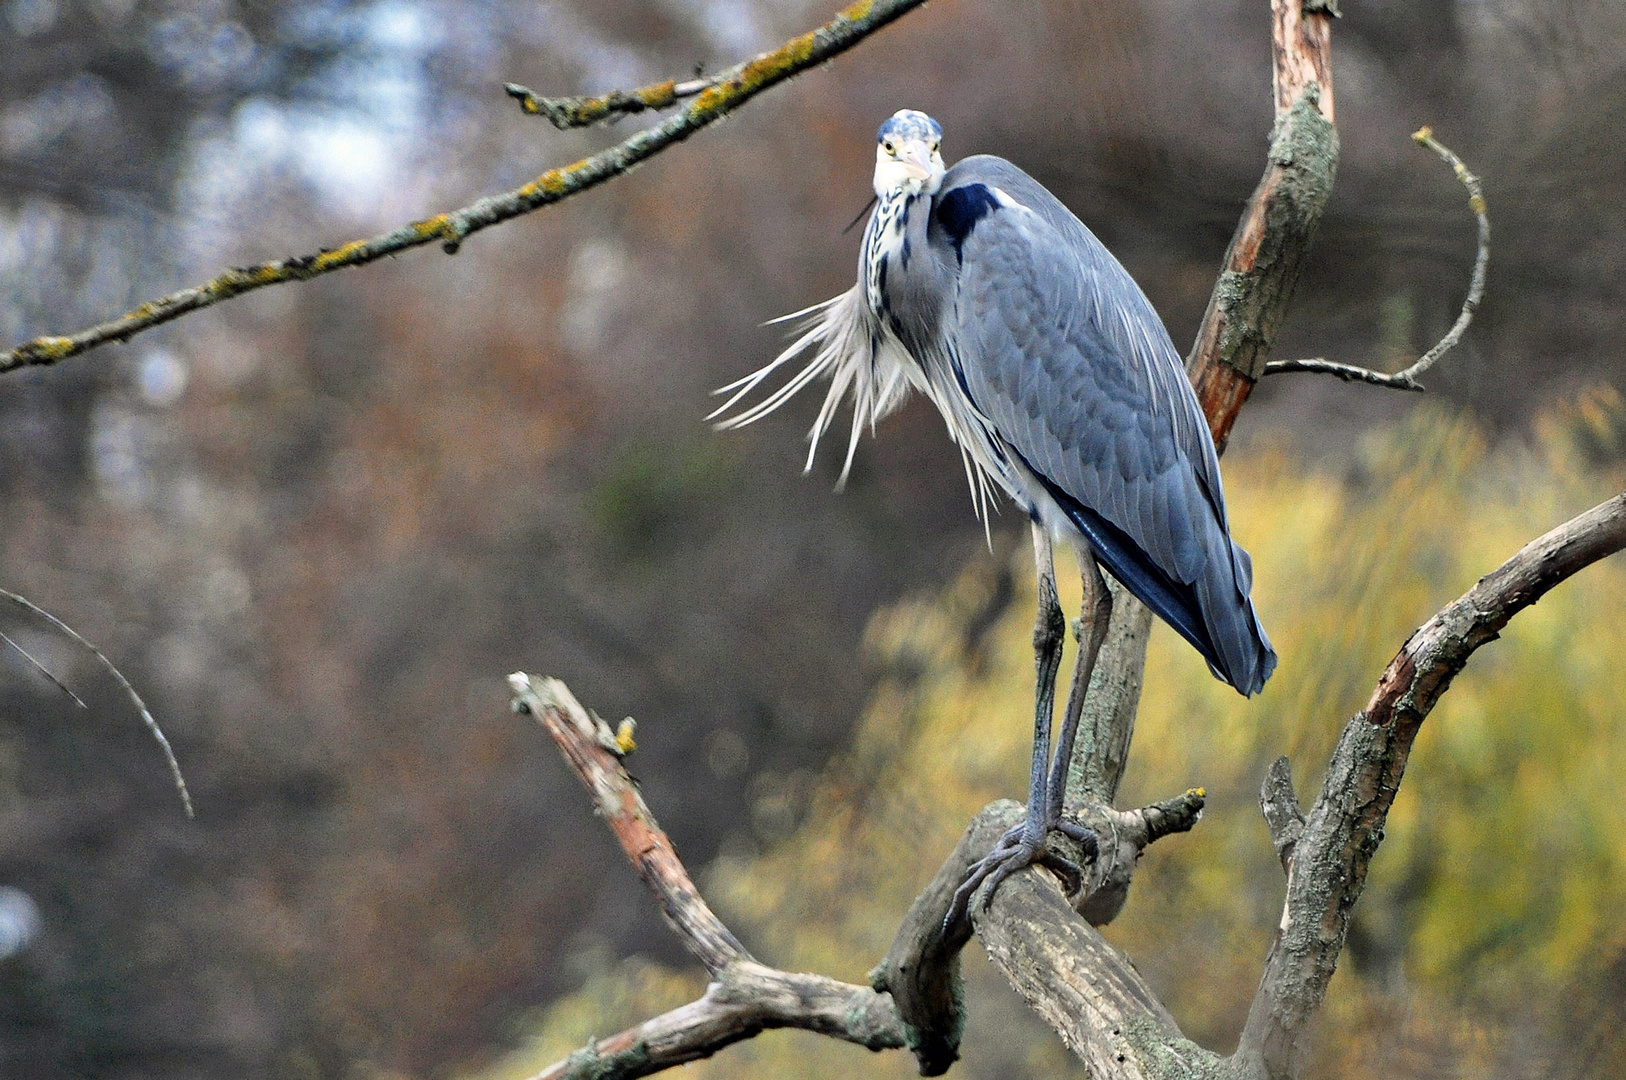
[{"xmin": 874, "ymin": 110, "xmax": 945, "ymax": 198}]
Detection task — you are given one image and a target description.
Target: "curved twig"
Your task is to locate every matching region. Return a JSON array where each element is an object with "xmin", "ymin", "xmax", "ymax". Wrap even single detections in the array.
[
  {"xmin": 1233, "ymin": 491, "xmax": 1626, "ymax": 1080},
  {"xmin": 0, "ymin": 0, "xmax": 928, "ymax": 376},
  {"xmin": 2, "ymin": 588, "xmax": 192, "ymax": 817},
  {"xmin": 1264, "ymin": 128, "xmax": 1489, "ymax": 390},
  {"xmin": 0, "ymin": 627, "xmax": 87, "ymax": 709}
]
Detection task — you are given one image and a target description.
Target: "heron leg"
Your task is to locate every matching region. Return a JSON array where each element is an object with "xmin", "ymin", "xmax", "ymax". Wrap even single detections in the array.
[
  {"xmin": 946, "ymin": 524, "xmax": 1086, "ymax": 931},
  {"xmin": 1024, "ymin": 522, "xmax": 1066, "ymax": 835},
  {"xmin": 1045, "ymin": 552, "xmax": 1113, "ymax": 825}
]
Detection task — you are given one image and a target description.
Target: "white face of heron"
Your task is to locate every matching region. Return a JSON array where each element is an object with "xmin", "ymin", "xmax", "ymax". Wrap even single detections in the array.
[{"xmin": 873, "ymin": 131, "xmax": 945, "ymax": 199}]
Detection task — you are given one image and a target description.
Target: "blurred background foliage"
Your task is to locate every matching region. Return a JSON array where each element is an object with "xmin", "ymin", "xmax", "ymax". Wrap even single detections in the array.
[
  {"xmin": 474, "ymin": 395, "xmax": 1626, "ymax": 1080},
  {"xmin": 1, "ymin": 0, "xmax": 1625, "ymax": 1077}
]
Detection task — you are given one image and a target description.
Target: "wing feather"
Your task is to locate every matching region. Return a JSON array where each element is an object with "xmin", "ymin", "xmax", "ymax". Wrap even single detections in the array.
[{"xmin": 930, "ymin": 157, "xmax": 1276, "ymax": 693}]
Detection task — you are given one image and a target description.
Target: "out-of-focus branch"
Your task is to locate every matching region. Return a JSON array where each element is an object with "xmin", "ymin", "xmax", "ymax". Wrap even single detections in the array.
[
  {"xmin": 508, "ymin": 674, "xmax": 906, "ymax": 1080},
  {"xmin": 505, "ymin": 75, "xmax": 715, "ymax": 129},
  {"xmin": 1265, "ymin": 128, "xmax": 1489, "ymax": 390},
  {"xmin": 1184, "ymin": 0, "xmax": 1339, "ymax": 452},
  {"xmin": 0, "ymin": 0, "xmax": 928, "ymax": 376},
  {"xmin": 1232, "ymin": 492, "xmax": 1626, "ymax": 1080},
  {"xmin": 3, "ymin": 588, "xmax": 192, "ymax": 817}
]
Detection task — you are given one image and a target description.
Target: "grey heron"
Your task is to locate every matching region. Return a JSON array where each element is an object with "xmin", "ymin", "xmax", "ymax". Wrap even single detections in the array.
[{"xmin": 713, "ymin": 110, "xmax": 1275, "ymax": 919}]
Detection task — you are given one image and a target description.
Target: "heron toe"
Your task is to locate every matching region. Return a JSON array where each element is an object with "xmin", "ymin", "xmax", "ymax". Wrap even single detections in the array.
[{"xmin": 944, "ymin": 818, "xmax": 1098, "ymax": 934}]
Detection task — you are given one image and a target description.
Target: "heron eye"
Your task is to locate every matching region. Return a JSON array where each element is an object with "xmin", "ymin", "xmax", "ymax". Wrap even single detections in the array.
[{"xmin": 882, "ymin": 140, "xmax": 895, "ymax": 155}]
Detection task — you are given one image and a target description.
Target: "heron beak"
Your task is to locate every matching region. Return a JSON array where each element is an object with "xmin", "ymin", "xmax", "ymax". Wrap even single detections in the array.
[{"xmin": 897, "ymin": 140, "xmax": 934, "ymax": 180}]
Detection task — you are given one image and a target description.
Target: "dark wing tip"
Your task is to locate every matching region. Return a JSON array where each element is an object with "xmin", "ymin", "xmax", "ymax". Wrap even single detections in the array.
[{"xmin": 1231, "ymin": 639, "xmax": 1278, "ymax": 697}]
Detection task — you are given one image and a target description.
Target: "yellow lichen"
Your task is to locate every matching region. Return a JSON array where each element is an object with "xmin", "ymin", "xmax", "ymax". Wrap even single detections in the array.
[
  {"xmin": 521, "ymin": 165, "xmax": 576, "ymax": 202},
  {"xmin": 250, "ymin": 264, "xmax": 283, "ymax": 285},
  {"xmin": 738, "ymin": 31, "xmax": 815, "ymax": 90},
  {"xmin": 413, "ymin": 214, "xmax": 451, "ymax": 239},
  {"xmin": 312, "ymin": 240, "xmax": 368, "ymax": 271},
  {"xmin": 637, "ymin": 81, "xmax": 677, "ymax": 108},
  {"xmin": 1412, "ymin": 125, "xmax": 1433, "ymax": 144},
  {"xmin": 1468, "ymin": 194, "xmax": 1487, "ymax": 214},
  {"xmin": 690, "ymin": 85, "xmax": 727, "ymax": 115},
  {"xmin": 30, "ymin": 336, "xmax": 74, "ymax": 359},
  {"xmin": 615, "ymin": 718, "xmax": 638, "ymax": 755},
  {"xmin": 840, "ymin": 0, "xmax": 874, "ymax": 19},
  {"xmin": 689, "ymin": 31, "xmax": 816, "ymax": 119}
]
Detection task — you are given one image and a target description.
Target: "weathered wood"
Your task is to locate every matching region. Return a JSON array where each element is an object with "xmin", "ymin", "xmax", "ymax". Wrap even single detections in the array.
[
  {"xmin": 511, "ymin": 675, "xmax": 753, "ymax": 975},
  {"xmin": 1186, "ymin": 0, "xmax": 1339, "ymax": 451},
  {"xmin": 533, "ymin": 961, "xmax": 905, "ymax": 1080},
  {"xmin": 872, "ymin": 804, "xmax": 1019, "ymax": 1075},
  {"xmin": 975, "ymin": 869, "xmax": 1220, "ymax": 1080}
]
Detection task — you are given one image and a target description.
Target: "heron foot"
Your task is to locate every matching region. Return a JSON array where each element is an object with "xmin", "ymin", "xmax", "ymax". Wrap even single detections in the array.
[{"xmin": 943, "ymin": 817, "xmax": 1098, "ymax": 935}]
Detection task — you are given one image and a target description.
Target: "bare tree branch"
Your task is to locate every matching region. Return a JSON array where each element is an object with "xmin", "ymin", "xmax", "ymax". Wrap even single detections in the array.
[
  {"xmin": 507, "ymin": 674, "xmax": 906, "ymax": 1080},
  {"xmin": 875, "ymin": 785, "xmax": 1214, "ymax": 1076},
  {"xmin": 527, "ymin": 961, "xmax": 903, "ymax": 1080},
  {"xmin": 1233, "ymin": 491, "xmax": 1626, "ymax": 1080},
  {"xmin": 1265, "ymin": 128, "xmax": 1490, "ymax": 390},
  {"xmin": 1186, "ymin": 0, "xmax": 1339, "ymax": 451},
  {"xmin": 0, "ymin": 0, "xmax": 928, "ymax": 376},
  {"xmin": 509, "ymin": 674, "xmax": 749, "ymax": 975},
  {"xmin": 974, "ymin": 868, "xmax": 1216, "ymax": 1080},
  {"xmin": 872, "ymin": 804, "xmax": 1011, "ymax": 1077},
  {"xmin": 1258, "ymin": 756, "xmax": 1304, "ymax": 875},
  {"xmin": 505, "ymin": 75, "xmax": 715, "ymax": 129}
]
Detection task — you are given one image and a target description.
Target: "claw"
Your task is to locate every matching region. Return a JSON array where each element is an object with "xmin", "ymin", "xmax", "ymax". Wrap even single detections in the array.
[
  {"xmin": 1054, "ymin": 819, "xmax": 1099, "ymax": 856},
  {"xmin": 940, "ymin": 819, "xmax": 1098, "ymax": 937},
  {"xmin": 1035, "ymin": 850, "xmax": 1085, "ymax": 896}
]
